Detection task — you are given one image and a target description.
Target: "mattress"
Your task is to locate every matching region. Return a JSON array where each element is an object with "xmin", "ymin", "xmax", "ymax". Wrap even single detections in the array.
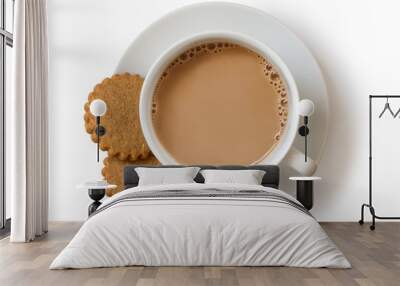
[{"xmin": 50, "ymin": 183, "xmax": 350, "ymax": 269}]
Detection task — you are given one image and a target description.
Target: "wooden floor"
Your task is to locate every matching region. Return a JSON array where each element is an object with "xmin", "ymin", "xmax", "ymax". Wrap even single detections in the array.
[{"xmin": 0, "ymin": 222, "xmax": 399, "ymax": 286}]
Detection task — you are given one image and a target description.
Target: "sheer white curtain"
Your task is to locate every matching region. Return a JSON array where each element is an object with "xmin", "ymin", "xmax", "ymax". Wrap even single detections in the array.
[{"xmin": 9, "ymin": 0, "xmax": 48, "ymax": 242}]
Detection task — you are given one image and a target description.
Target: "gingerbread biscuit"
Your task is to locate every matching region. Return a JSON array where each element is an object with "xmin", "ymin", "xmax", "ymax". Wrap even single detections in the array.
[
  {"xmin": 102, "ymin": 154, "xmax": 160, "ymax": 196},
  {"xmin": 84, "ymin": 73, "xmax": 151, "ymax": 161}
]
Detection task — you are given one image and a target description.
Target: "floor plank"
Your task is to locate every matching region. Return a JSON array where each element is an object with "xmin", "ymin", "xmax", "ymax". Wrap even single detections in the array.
[{"xmin": 0, "ymin": 222, "xmax": 399, "ymax": 286}]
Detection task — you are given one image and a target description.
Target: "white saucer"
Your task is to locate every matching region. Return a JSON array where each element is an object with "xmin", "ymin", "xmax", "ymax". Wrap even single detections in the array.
[{"xmin": 115, "ymin": 2, "xmax": 328, "ymax": 165}]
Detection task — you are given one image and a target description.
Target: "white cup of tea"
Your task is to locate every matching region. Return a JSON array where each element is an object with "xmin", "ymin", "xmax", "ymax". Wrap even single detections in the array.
[{"xmin": 139, "ymin": 31, "xmax": 316, "ymax": 175}]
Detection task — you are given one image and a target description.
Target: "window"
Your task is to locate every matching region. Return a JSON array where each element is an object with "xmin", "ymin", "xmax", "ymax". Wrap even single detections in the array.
[{"xmin": 0, "ymin": 0, "xmax": 13, "ymax": 235}]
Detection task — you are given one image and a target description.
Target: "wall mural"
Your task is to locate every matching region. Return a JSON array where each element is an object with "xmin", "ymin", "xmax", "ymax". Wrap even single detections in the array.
[
  {"xmin": 84, "ymin": 73, "xmax": 160, "ymax": 196},
  {"xmin": 83, "ymin": 3, "xmax": 330, "ymax": 196}
]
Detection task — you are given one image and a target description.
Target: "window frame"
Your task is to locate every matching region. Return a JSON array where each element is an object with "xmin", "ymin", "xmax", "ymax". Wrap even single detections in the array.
[{"xmin": 0, "ymin": 0, "xmax": 13, "ymax": 234}]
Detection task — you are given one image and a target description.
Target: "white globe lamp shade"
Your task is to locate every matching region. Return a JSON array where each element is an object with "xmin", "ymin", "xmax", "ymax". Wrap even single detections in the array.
[
  {"xmin": 298, "ymin": 99, "xmax": 315, "ymax": 116},
  {"xmin": 90, "ymin": 99, "xmax": 107, "ymax": 117}
]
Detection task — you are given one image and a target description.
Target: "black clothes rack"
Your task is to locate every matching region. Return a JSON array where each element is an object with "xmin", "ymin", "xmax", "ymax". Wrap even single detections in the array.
[{"xmin": 359, "ymin": 95, "xmax": 400, "ymax": 230}]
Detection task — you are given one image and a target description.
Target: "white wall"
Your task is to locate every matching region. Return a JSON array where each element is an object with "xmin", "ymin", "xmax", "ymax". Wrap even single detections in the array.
[{"xmin": 48, "ymin": 0, "xmax": 400, "ymax": 221}]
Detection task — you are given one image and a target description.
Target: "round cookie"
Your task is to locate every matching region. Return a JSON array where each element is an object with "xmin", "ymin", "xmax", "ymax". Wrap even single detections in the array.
[
  {"xmin": 84, "ymin": 73, "xmax": 151, "ymax": 161},
  {"xmin": 102, "ymin": 154, "xmax": 160, "ymax": 196}
]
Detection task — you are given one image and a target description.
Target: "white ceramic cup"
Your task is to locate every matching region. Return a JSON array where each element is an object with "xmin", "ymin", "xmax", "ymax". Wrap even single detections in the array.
[{"xmin": 139, "ymin": 31, "xmax": 316, "ymax": 175}]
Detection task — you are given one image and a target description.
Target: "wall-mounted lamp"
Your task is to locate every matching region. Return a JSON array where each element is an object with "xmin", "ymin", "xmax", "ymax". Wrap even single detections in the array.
[
  {"xmin": 90, "ymin": 99, "xmax": 107, "ymax": 162},
  {"xmin": 298, "ymin": 99, "xmax": 315, "ymax": 162}
]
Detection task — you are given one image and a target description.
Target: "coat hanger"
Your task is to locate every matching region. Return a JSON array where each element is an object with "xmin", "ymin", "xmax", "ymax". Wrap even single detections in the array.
[
  {"xmin": 379, "ymin": 97, "xmax": 395, "ymax": 118},
  {"xmin": 393, "ymin": 102, "xmax": 400, "ymax": 118}
]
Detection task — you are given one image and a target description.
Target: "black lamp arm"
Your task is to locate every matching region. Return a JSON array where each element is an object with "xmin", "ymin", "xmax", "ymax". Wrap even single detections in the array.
[
  {"xmin": 298, "ymin": 116, "xmax": 310, "ymax": 162},
  {"xmin": 95, "ymin": 116, "xmax": 106, "ymax": 162},
  {"xmin": 304, "ymin": 116, "xmax": 308, "ymax": 162}
]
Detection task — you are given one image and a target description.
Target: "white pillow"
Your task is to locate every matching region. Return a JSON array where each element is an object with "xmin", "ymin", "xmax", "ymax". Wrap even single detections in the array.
[
  {"xmin": 200, "ymin": 169, "xmax": 266, "ymax": 185},
  {"xmin": 136, "ymin": 167, "xmax": 200, "ymax": 186}
]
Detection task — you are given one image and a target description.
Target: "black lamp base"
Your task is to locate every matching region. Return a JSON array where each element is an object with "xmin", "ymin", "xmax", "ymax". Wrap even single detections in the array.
[
  {"xmin": 95, "ymin": 125, "xmax": 106, "ymax": 137},
  {"xmin": 298, "ymin": 125, "xmax": 309, "ymax": 136}
]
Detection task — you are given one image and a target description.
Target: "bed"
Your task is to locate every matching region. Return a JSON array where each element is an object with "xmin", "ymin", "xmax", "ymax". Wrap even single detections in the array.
[{"xmin": 50, "ymin": 165, "xmax": 350, "ymax": 269}]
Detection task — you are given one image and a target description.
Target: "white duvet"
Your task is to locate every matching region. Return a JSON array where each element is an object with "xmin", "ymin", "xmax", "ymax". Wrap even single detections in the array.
[{"xmin": 50, "ymin": 183, "xmax": 350, "ymax": 269}]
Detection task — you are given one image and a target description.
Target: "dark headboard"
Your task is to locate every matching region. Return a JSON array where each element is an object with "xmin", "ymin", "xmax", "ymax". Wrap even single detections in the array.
[{"xmin": 124, "ymin": 165, "xmax": 280, "ymax": 189}]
